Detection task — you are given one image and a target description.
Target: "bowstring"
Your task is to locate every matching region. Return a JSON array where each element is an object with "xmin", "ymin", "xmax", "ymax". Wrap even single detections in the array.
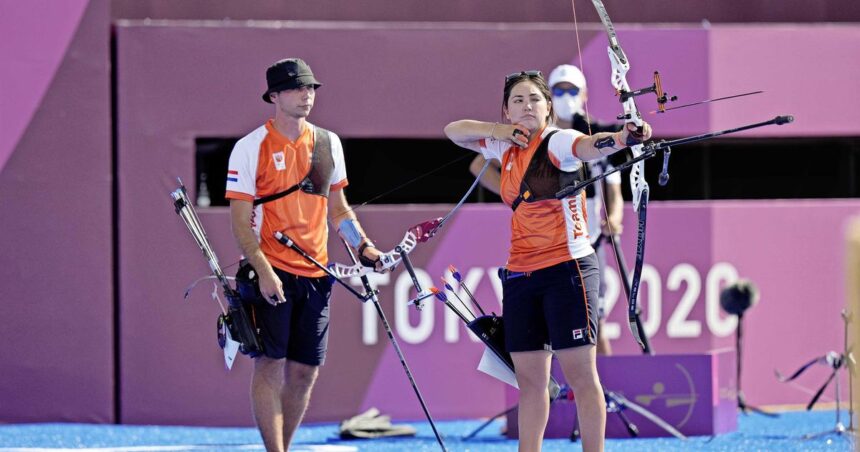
[
  {"xmin": 330, "ymin": 152, "xmax": 474, "ymax": 224},
  {"xmin": 571, "ymin": 0, "xmax": 626, "ymax": 295}
]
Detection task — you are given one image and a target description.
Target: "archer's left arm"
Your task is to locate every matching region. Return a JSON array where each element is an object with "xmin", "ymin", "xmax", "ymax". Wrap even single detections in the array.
[
  {"xmin": 328, "ymin": 189, "xmax": 385, "ymax": 268},
  {"xmin": 574, "ymin": 122, "xmax": 653, "ymax": 161}
]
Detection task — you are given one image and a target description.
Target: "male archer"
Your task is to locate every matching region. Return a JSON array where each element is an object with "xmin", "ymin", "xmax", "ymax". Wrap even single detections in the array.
[{"xmin": 226, "ymin": 58, "xmax": 383, "ymax": 452}]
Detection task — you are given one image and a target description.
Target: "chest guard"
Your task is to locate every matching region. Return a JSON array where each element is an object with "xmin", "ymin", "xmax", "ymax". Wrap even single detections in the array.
[
  {"xmin": 253, "ymin": 126, "xmax": 335, "ymax": 206},
  {"xmin": 510, "ymin": 130, "xmax": 588, "ymax": 212},
  {"xmin": 298, "ymin": 126, "xmax": 334, "ymax": 196}
]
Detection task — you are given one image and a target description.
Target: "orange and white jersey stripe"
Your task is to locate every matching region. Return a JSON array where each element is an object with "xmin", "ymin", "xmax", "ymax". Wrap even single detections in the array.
[
  {"xmin": 479, "ymin": 126, "xmax": 593, "ymax": 272},
  {"xmin": 225, "ymin": 120, "xmax": 348, "ymax": 277}
]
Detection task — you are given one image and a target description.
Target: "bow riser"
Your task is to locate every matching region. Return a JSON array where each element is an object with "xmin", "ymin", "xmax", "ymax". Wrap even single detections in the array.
[
  {"xmin": 628, "ymin": 144, "xmax": 649, "ymax": 210},
  {"xmin": 606, "ymin": 48, "xmax": 644, "ymax": 128},
  {"xmin": 328, "ymin": 230, "xmax": 418, "ymax": 279}
]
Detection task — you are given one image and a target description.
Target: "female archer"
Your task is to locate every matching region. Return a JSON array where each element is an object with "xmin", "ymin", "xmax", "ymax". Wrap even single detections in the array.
[{"xmin": 444, "ymin": 70, "xmax": 652, "ymax": 452}]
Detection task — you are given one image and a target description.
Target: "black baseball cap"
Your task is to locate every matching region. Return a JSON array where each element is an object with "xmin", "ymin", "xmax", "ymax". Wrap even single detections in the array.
[{"xmin": 261, "ymin": 58, "xmax": 322, "ymax": 104}]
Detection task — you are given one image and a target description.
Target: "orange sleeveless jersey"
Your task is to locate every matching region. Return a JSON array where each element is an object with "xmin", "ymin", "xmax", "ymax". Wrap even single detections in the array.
[
  {"xmin": 225, "ymin": 120, "xmax": 348, "ymax": 277},
  {"xmin": 479, "ymin": 126, "xmax": 593, "ymax": 272}
]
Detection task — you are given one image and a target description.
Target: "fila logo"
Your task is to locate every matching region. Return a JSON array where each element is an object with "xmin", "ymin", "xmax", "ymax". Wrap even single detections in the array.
[{"xmin": 572, "ymin": 328, "xmax": 584, "ymax": 340}]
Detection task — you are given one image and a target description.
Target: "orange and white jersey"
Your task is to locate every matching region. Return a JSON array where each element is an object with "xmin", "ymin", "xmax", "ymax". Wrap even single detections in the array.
[
  {"xmin": 225, "ymin": 120, "xmax": 348, "ymax": 277},
  {"xmin": 479, "ymin": 126, "xmax": 593, "ymax": 272}
]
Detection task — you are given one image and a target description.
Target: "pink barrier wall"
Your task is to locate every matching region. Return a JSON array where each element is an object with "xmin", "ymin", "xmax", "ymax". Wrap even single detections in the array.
[
  {"xmin": 0, "ymin": 0, "xmax": 113, "ymax": 423},
  {"xmin": 124, "ymin": 199, "xmax": 860, "ymax": 425}
]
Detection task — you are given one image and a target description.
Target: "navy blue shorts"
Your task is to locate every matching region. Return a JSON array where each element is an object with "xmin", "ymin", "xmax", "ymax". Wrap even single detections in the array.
[
  {"xmin": 501, "ymin": 254, "xmax": 600, "ymax": 352},
  {"xmin": 248, "ymin": 267, "xmax": 332, "ymax": 365}
]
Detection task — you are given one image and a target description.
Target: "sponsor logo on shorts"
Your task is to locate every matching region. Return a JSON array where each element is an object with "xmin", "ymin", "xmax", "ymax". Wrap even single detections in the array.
[{"xmin": 572, "ymin": 328, "xmax": 584, "ymax": 340}]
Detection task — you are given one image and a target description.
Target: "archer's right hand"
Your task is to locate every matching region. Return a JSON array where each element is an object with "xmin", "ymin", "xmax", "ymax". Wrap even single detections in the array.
[
  {"xmin": 492, "ymin": 123, "xmax": 530, "ymax": 148},
  {"xmin": 259, "ymin": 270, "xmax": 286, "ymax": 306}
]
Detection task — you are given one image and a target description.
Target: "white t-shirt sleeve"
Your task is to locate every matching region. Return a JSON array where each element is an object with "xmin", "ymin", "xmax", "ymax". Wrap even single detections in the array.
[
  {"xmin": 478, "ymin": 138, "xmax": 510, "ymax": 162},
  {"xmin": 327, "ymin": 129, "xmax": 348, "ymax": 186},
  {"xmin": 547, "ymin": 128, "xmax": 587, "ymax": 172},
  {"xmin": 226, "ymin": 135, "xmax": 260, "ymax": 199}
]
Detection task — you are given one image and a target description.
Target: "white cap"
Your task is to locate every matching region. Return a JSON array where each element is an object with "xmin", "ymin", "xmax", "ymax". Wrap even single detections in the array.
[{"xmin": 548, "ymin": 64, "xmax": 586, "ymax": 89}]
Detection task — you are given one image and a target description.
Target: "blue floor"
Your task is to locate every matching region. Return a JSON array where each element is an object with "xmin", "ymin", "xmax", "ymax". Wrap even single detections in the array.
[{"xmin": 0, "ymin": 409, "xmax": 854, "ymax": 451}]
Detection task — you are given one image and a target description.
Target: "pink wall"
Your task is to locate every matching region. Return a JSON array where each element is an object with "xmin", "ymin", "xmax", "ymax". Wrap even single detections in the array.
[
  {"xmin": 112, "ymin": 20, "xmax": 860, "ymax": 425},
  {"xmin": 0, "ymin": 0, "xmax": 113, "ymax": 423},
  {"xmin": 710, "ymin": 25, "xmax": 860, "ymax": 137},
  {"xmin": 114, "ymin": 21, "xmax": 860, "ymax": 142}
]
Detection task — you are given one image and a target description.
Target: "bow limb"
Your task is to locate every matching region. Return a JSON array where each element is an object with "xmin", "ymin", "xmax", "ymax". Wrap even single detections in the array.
[
  {"xmin": 587, "ymin": 0, "xmax": 649, "ymax": 211},
  {"xmin": 589, "ymin": 0, "xmax": 643, "ymax": 127},
  {"xmin": 573, "ymin": 0, "xmax": 650, "ymax": 350}
]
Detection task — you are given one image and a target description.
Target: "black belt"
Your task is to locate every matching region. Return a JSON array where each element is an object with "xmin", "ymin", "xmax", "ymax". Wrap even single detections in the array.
[{"xmin": 497, "ymin": 267, "xmax": 527, "ymax": 282}]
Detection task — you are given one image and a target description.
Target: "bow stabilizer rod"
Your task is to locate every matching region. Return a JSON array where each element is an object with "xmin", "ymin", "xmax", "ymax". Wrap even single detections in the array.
[
  {"xmin": 339, "ymin": 240, "xmax": 448, "ymax": 451},
  {"xmin": 555, "ymin": 115, "xmax": 795, "ymax": 200}
]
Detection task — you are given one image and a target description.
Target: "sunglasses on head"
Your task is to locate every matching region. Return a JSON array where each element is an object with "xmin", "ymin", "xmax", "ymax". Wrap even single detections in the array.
[
  {"xmin": 504, "ymin": 70, "xmax": 543, "ymax": 84},
  {"xmin": 552, "ymin": 86, "xmax": 581, "ymax": 97}
]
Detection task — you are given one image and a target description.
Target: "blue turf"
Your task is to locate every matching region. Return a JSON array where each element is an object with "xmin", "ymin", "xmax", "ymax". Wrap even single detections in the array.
[{"xmin": 0, "ymin": 410, "xmax": 854, "ymax": 451}]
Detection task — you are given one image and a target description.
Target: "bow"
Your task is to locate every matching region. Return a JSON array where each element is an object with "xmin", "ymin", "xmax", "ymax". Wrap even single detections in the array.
[
  {"xmin": 170, "ymin": 179, "xmax": 263, "ymax": 363},
  {"xmin": 569, "ymin": 1, "xmax": 794, "ymax": 352},
  {"xmin": 326, "ymin": 160, "xmax": 493, "ymax": 307},
  {"xmin": 577, "ymin": 0, "xmax": 665, "ymax": 350}
]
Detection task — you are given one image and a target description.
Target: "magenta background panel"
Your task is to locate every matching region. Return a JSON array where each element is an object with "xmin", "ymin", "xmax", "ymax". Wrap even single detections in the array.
[
  {"xmin": 0, "ymin": 0, "xmax": 113, "ymax": 423},
  {"xmin": 0, "ymin": 0, "xmax": 88, "ymax": 173},
  {"xmin": 710, "ymin": 25, "xmax": 860, "ymax": 136}
]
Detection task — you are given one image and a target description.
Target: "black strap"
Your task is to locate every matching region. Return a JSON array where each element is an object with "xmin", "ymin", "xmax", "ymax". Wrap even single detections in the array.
[
  {"xmin": 511, "ymin": 130, "xmax": 587, "ymax": 211},
  {"xmin": 511, "ymin": 131, "xmax": 558, "ymax": 211},
  {"xmin": 252, "ymin": 126, "xmax": 332, "ymax": 206},
  {"xmin": 300, "ymin": 126, "xmax": 333, "ymax": 196},
  {"xmin": 252, "ymin": 183, "xmax": 302, "ymax": 206}
]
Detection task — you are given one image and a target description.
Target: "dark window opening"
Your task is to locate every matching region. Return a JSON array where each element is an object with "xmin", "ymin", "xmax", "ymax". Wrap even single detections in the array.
[
  {"xmin": 639, "ymin": 136, "xmax": 860, "ymax": 201},
  {"xmin": 195, "ymin": 137, "xmax": 238, "ymax": 207},
  {"xmin": 194, "ymin": 136, "xmax": 860, "ymax": 207}
]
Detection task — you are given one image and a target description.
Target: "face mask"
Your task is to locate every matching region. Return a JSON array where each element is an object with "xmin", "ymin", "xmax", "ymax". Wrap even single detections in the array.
[{"xmin": 553, "ymin": 93, "xmax": 584, "ymax": 121}]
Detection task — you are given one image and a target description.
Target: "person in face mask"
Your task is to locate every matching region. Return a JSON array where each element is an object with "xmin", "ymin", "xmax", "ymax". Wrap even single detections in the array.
[
  {"xmin": 468, "ymin": 63, "xmax": 625, "ymax": 356},
  {"xmin": 548, "ymin": 64, "xmax": 619, "ymax": 135}
]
